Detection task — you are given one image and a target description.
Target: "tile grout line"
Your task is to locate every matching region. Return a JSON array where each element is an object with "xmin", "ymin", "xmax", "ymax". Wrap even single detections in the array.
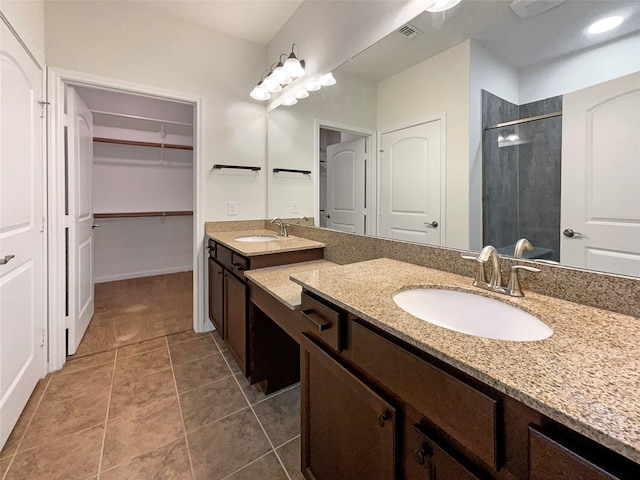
[
  {"xmin": 0, "ymin": 374, "xmax": 53, "ymax": 478},
  {"xmin": 223, "ymin": 350, "xmax": 293, "ymax": 480},
  {"xmin": 96, "ymin": 350, "xmax": 118, "ymax": 479},
  {"xmin": 166, "ymin": 336, "xmax": 197, "ymax": 480},
  {"xmin": 218, "ymin": 450, "xmax": 275, "ymax": 479}
]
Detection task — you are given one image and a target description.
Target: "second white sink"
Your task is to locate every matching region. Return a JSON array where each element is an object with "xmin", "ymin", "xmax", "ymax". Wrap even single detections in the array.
[
  {"xmin": 234, "ymin": 235, "xmax": 279, "ymax": 243},
  {"xmin": 393, "ymin": 288, "xmax": 552, "ymax": 341}
]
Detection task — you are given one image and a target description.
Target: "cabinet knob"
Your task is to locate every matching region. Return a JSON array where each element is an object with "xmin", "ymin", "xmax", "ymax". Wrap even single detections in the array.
[{"xmin": 377, "ymin": 413, "xmax": 388, "ymax": 427}]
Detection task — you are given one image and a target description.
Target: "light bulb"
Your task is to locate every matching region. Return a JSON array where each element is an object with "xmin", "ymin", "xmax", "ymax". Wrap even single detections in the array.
[
  {"xmin": 272, "ymin": 65, "xmax": 292, "ymax": 85},
  {"xmin": 295, "ymin": 90, "xmax": 309, "ymax": 99},
  {"xmin": 281, "ymin": 97, "xmax": 298, "ymax": 106},
  {"xmin": 306, "ymin": 82, "xmax": 321, "ymax": 92},
  {"xmin": 283, "ymin": 54, "xmax": 305, "ymax": 78},
  {"xmin": 262, "ymin": 76, "xmax": 282, "ymax": 93},
  {"xmin": 249, "ymin": 83, "xmax": 271, "ymax": 101},
  {"xmin": 318, "ymin": 73, "xmax": 336, "ymax": 86},
  {"xmin": 426, "ymin": 0, "xmax": 462, "ymax": 13}
]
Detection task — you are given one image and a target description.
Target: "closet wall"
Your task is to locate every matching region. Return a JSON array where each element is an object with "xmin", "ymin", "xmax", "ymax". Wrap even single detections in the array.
[{"xmin": 75, "ymin": 87, "xmax": 195, "ymax": 283}]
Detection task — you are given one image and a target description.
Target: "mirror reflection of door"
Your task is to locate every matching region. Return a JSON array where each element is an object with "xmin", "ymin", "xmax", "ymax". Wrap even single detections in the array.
[
  {"xmin": 379, "ymin": 120, "xmax": 443, "ymax": 245},
  {"xmin": 561, "ymin": 72, "xmax": 640, "ymax": 277},
  {"xmin": 320, "ymin": 128, "xmax": 368, "ymax": 233}
]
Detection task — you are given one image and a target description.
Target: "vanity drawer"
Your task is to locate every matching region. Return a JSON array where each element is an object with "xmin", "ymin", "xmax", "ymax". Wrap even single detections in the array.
[
  {"xmin": 300, "ymin": 292, "xmax": 342, "ymax": 352},
  {"xmin": 349, "ymin": 320, "xmax": 499, "ymax": 469},
  {"xmin": 216, "ymin": 244, "xmax": 248, "ymax": 278}
]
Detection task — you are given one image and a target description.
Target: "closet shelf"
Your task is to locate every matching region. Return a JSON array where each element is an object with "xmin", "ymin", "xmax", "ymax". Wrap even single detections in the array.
[
  {"xmin": 93, "ymin": 137, "xmax": 193, "ymax": 151},
  {"xmin": 94, "ymin": 211, "xmax": 193, "ymax": 219}
]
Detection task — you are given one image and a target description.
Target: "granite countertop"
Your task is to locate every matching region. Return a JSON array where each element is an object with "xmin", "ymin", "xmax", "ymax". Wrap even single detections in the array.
[
  {"xmin": 245, "ymin": 260, "xmax": 339, "ymax": 309},
  {"xmin": 207, "ymin": 229, "xmax": 325, "ymax": 256},
  {"xmin": 290, "ymin": 258, "xmax": 640, "ymax": 463}
]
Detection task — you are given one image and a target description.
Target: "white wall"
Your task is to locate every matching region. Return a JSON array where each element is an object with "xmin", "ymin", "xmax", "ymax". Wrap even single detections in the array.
[
  {"xmin": 519, "ymin": 33, "xmax": 640, "ymax": 104},
  {"xmin": 267, "ymin": 71, "xmax": 377, "ymax": 218},
  {"xmin": 266, "ymin": 0, "xmax": 433, "ymax": 109},
  {"xmin": 0, "ymin": 0, "xmax": 45, "ymax": 64},
  {"xmin": 377, "ymin": 41, "xmax": 471, "ymax": 249},
  {"xmin": 468, "ymin": 41, "xmax": 519, "ymax": 250},
  {"xmin": 44, "ymin": 1, "xmax": 267, "ymax": 221}
]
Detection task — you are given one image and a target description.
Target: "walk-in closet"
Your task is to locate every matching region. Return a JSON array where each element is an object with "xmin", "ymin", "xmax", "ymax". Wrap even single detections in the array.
[{"xmin": 69, "ymin": 86, "xmax": 195, "ymax": 357}]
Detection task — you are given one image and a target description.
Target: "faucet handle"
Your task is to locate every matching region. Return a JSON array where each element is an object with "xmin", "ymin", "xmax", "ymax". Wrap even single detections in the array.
[
  {"xmin": 461, "ymin": 254, "xmax": 487, "ymax": 284},
  {"xmin": 507, "ymin": 265, "xmax": 541, "ymax": 297}
]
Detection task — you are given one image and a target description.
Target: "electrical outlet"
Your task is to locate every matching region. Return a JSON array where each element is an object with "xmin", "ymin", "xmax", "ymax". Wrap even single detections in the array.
[
  {"xmin": 291, "ymin": 201, "xmax": 299, "ymax": 214},
  {"xmin": 228, "ymin": 201, "xmax": 237, "ymax": 215}
]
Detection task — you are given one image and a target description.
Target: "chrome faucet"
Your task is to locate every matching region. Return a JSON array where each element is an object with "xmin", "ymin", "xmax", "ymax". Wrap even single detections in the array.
[
  {"xmin": 270, "ymin": 217, "xmax": 290, "ymax": 237},
  {"xmin": 513, "ymin": 238, "xmax": 533, "ymax": 259},
  {"xmin": 462, "ymin": 245, "xmax": 540, "ymax": 297}
]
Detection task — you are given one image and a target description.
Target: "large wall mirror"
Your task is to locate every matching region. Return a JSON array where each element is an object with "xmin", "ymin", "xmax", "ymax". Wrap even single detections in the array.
[{"xmin": 267, "ymin": 0, "xmax": 640, "ymax": 278}]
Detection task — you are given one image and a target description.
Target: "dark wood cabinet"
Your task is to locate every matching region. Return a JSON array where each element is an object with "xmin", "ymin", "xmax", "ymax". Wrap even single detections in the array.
[
  {"xmin": 300, "ymin": 333, "xmax": 396, "ymax": 480},
  {"xmin": 297, "ymin": 290, "xmax": 640, "ymax": 480},
  {"xmin": 208, "ymin": 258, "xmax": 224, "ymax": 336},
  {"xmin": 224, "ymin": 271, "xmax": 247, "ymax": 373},
  {"xmin": 207, "ymin": 238, "xmax": 323, "ymax": 381}
]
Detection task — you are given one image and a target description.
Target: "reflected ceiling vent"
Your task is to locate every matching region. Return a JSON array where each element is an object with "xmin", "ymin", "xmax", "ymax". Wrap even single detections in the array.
[
  {"xmin": 510, "ymin": 0, "xmax": 565, "ymax": 19},
  {"xmin": 397, "ymin": 23, "xmax": 423, "ymax": 39}
]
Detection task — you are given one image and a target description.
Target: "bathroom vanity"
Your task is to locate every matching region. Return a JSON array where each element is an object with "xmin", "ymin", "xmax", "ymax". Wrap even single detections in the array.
[
  {"xmin": 290, "ymin": 258, "xmax": 640, "ymax": 480},
  {"xmin": 206, "ymin": 230, "xmax": 324, "ymax": 376}
]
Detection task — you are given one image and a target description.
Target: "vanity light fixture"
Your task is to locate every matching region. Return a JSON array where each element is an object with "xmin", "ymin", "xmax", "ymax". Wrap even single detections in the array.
[
  {"xmin": 318, "ymin": 72, "xmax": 336, "ymax": 86},
  {"xmin": 282, "ymin": 97, "xmax": 298, "ymax": 106},
  {"xmin": 249, "ymin": 44, "xmax": 305, "ymax": 101},
  {"xmin": 306, "ymin": 82, "xmax": 321, "ymax": 92},
  {"xmin": 587, "ymin": 16, "xmax": 624, "ymax": 34},
  {"xmin": 295, "ymin": 89, "xmax": 310, "ymax": 99},
  {"xmin": 426, "ymin": 0, "xmax": 462, "ymax": 13}
]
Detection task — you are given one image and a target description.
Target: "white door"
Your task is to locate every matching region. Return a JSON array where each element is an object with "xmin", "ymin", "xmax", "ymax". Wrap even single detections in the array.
[
  {"xmin": 0, "ymin": 20, "xmax": 46, "ymax": 448},
  {"xmin": 326, "ymin": 137, "xmax": 367, "ymax": 234},
  {"xmin": 66, "ymin": 87, "xmax": 95, "ymax": 354},
  {"xmin": 379, "ymin": 120, "xmax": 442, "ymax": 245},
  {"xmin": 561, "ymin": 72, "xmax": 640, "ymax": 277}
]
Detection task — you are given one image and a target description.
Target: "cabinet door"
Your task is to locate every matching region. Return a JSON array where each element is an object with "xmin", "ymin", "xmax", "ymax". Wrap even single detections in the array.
[
  {"xmin": 208, "ymin": 258, "xmax": 224, "ymax": 337},
  {"xmin": 300, "ymin": 334, "xmax": 396, "ymax": 480},
  {"xmin": 224, "ymin": 272, "xmax": 247, "ymax": 375}
]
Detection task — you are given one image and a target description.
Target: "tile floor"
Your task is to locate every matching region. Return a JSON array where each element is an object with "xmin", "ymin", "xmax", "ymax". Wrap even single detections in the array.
[
  {"xmin": 1, "ymin": 330, "xmax": 303, "ymax": 480},
  {"xmin": 74, "ymin": 272, "xmax": 193, "ymax": 358}
]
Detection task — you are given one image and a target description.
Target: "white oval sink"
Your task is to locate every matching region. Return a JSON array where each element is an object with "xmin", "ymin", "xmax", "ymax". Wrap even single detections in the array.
[
  {"xmin": 234, "ymin": 235, "xmax": 279, "ymax": 243},
  {"xmin": 393, "ymin": 288, "xmax": 552, "ymax": 341}
]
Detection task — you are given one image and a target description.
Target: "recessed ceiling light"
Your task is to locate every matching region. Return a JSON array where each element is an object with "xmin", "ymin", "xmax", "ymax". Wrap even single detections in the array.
[
  {"xmin": 426, "ymin": 0, "xmax": 462, "ymax": 13},
  {"xmin": 587, "ymin": 16, "xmax": 624, "ymax": 35}
]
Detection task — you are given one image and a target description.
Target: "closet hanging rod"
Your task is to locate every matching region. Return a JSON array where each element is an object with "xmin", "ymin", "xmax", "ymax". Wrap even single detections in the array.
[
  {"xmin": 213, "ymin": 164, "xmax": 261, "ymax": 171},
  {"xmin": 94, "ymin": 211, "xmax": 193, "ymax": 219},
  {"xmin": 93, "ymin": 137, "xmax": 193, "ymax": 150},
  {"xmin": 485, "ymin": 112, "xmax": 562, "ymax": 130},
  {"xmin": 90, "ymin": 110, "xmax": 193, "ymax": 127},
  {"xmin": 273, "ymin": 168, "xmax": 311, "ymax": 174}
]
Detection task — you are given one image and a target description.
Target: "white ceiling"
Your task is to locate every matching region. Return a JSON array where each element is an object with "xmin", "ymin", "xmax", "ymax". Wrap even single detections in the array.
[{"xmin": 144, "ymin": 0, "xmax": 304, "ymax": 45}]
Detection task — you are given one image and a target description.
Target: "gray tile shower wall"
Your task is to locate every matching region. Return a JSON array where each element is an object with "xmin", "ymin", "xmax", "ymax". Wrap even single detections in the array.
[{"xmin": 482, "ymin": 91, "xmax": 563, "ymax": 261}]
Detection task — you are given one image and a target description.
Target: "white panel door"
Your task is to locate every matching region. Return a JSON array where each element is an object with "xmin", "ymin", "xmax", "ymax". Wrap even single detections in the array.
[
  {"xmin": 561, "ymin": 72, "xmax": 640, "ymax": 277},
  {"xmin": 379, "ymin": 120, "xmax": 442, "ymax": 245},
  {"xmin": 66, "ymin": 87, "xmax": 95, "ymax": 354},
  {"xmin": 0, "ymin": 20, "xmax": 45, "ymax": 449},
  {"xmin": 326, "ymin": 137, "xmax": 366, "ymax": 234}
]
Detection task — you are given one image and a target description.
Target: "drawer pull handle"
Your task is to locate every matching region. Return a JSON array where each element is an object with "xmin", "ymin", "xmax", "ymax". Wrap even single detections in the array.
[
  {"xmin": 377, "ymin": 413, "xmax": 388, "ymax": 427},
  {"xmin": 413, "ymin": 448, "xmax": 426, "ymax": 465},
  {"xmin": 232, "ymin": 263, "xmax": 245, "ymax": 271},
  {"xmin": 301, "ymin": 309, "xmax": 332, "ymax": 331}
]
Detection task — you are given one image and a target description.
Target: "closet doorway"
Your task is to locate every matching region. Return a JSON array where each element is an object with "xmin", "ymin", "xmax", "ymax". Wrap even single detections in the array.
[{"xmin": 48, "ymin": 70, "xmax": 204, "ymax": 369}]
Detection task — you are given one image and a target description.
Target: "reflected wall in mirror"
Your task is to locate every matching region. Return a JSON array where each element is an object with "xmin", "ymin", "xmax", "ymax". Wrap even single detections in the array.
[{"xmin": 267, "ymin": 0, "xmax": 640, "ymax": 277}]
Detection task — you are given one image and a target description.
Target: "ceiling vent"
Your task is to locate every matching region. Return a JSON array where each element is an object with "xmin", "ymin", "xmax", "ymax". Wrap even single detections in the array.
[
  {"xmin": 510, "ymin": 0, "xmax": 565, "ymax": 19},
  {"xmin": 397, "ymin": 23, "xmax": 423, "ymax": 39}
]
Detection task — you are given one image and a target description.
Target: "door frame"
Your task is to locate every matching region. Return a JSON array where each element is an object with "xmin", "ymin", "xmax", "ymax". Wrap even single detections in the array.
[
  {"xmin": 47, "ymin": 68, "xmax": 206, "ymax": 372},
  {"xmin": 314, "ymin": 119, "xmax": 376, "ymax": 235},
  {"xmin": 377, "ymin": 113, "xmax": 447, "ymax": 246}
]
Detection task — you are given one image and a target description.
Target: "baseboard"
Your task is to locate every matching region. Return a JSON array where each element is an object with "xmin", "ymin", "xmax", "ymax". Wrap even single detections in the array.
[{"xmin": 94, "ymin": 266, "xmax": 193, "ymax": 284}]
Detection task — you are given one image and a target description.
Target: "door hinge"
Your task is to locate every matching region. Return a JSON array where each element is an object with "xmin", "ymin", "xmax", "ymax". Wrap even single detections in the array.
[
  {"xmin": 41, "ymin": 216, "xmax": 46, "ymax": 233},
  {"xmin": 63, "ymin": 113, "xmax": 73, "ymax": 127},
  {"xmin": 64, "ymin": 215, "xmax": 70, "ymax": 228},
  {"xmin": 40, "ymin": 329, "xmax": 47, "ymax": 347},
  {"xmin": 38, "ymin": 100, "xmax": 50, "ymax": 119}
]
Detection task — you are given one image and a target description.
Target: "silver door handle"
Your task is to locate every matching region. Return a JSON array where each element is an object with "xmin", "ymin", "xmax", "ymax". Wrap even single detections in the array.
[
  {"xmin": 1, "ymin": 255, "xmax": 15, "ymax": 265},
  {"xmin": 563, "ymin": 228, "xmax": 581, "ymax": 238},
  {"xmin": 92, "ymin": 224, "xmax": 100, "ymax": 229},
  {"xmin": 424, "ymin": 221, "xmax": 438, "ymax": 228}
]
